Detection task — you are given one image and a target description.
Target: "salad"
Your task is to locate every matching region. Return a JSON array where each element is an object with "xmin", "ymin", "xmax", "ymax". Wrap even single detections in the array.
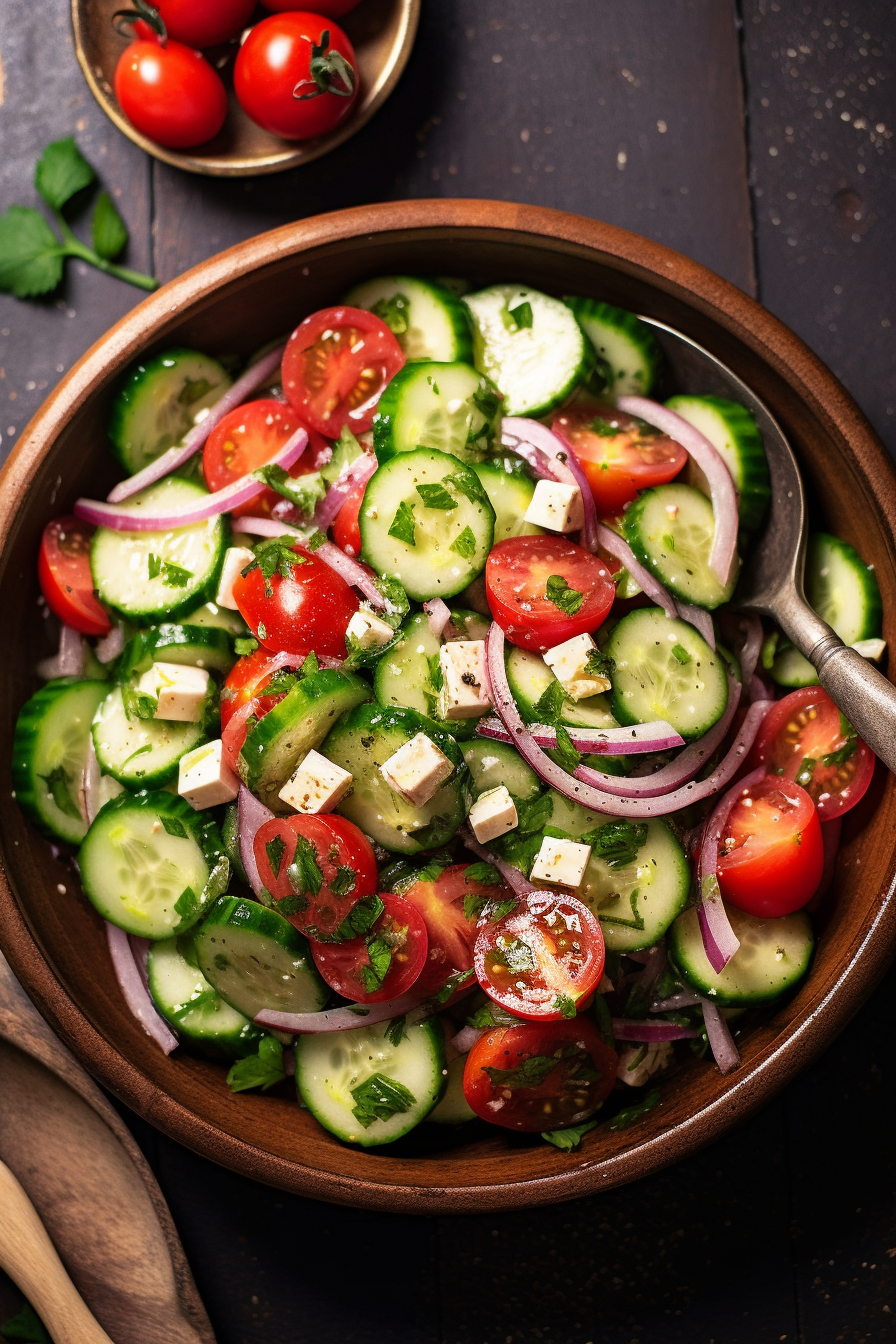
[{"xmin": 12, "ymin": 275, "xmax": 884, "ymax": 1151}]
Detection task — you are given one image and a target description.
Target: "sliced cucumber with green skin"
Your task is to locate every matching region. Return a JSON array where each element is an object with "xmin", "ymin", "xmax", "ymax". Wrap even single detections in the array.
[
  {"xmin": 320, "ymin": 703, "xmax": 466, "ymax": 854},
  {"xmin": 505, "ymin": 645, "xmax": 617, "ymax": 730},
  {"xmin": 471, "ymin": 457, "xmax": 545, "ymax": 543},
  {"xmin": 91, "ymin": 478, "xmax": 229, "ymax": 625},
  {"xmin": 117, "ymin": 623, "xmax": 237, "ymax": 680},
  {"xmin": 194, "ymin": 896, "xmax": 327, "ymax": 1019},
  {"xmin": 546, "ymin": 793, "xmax": 690, "ymax": 953},
  {"xmin": 148, "ymin": 935, "xmax": 265, "ymax": 1059},
  {"xmin": 563, "ymin": 298, "xmax": 662, "ymax": 397},
  {"xmin": 770, "ymin": 532, "xmax": 883, "ymax": 688},
  {"xmin": 12, "ymin": 678, "xmax": 108, "ymax": 845},
  {"xmin": 464, "ymin": 284, "xmax": 593, "ymax": 418},
  {"xmin": 666, "ymin": 394, "xmax": 771, "ymax": 533},
  {"xmin": 108, "ymin": 348, "xmax": 231, "ymax": 475},
  {"xmin": 668, "ymin": 903, "xmax": 814, "ymax": 1006},
  {"xmin": 373, "ymin": 360, "xmax": 502, "ymax": 463},
  {"xmin": 221, "ymin": 801, "xmax": 248, "ymax": 885},
  {"xmin": 461, "ymin": 739, "xmax": 543, "ymax": 802},
  {"xmin": 79, "ymin": 791, "xmax": 226, "ymax": 939},
  {"xmin": 180, "ymin": 600, "xmax": 250, "ymax": 639},
  {"xmin": 359, "ymin": 448, "xmax": 495, "ymax": 602},
  {"xmin": 623, "ymin": 483, "xmax": 737, "ymax": 610},
  {"xmin": 344, "ymin": 276, "xmax": 473, "ymax": 362},
  {"xmin": 426, "ymin": 1053, "xmax": 476, "ymax": 1125},
  {"xmin": 606, "ymin": 608, "xmax": 728, "ymax": 742},
  {"xmin": 296, "ymin": 1016, "xmax": 447, "ymax": 1146},
  {"xmin": 239, "ymin": 666, "xmax": 370, "ymax": 813},
  {"xmin": 373, "ymin": 609, "xmax": 483, "ymax": 742},
  {"xmin": 92, "ymin": 685, "xmax": 208, "ymax": 788}
]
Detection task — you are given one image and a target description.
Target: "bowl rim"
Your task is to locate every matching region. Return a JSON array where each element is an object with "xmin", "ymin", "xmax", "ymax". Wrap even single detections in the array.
[{"xmin": 2, "ymin": 198, "xmax": 896, "ymax": 1212}]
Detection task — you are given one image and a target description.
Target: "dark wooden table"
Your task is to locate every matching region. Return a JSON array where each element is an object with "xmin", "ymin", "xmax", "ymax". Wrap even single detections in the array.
[{"xmin": 2, "ymin": 3, "xmax": 895, "ymax": 1341}]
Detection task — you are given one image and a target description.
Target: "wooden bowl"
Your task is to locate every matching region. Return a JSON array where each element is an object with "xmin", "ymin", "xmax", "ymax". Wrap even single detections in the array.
[
  {"xmin": 71, "ymin": 0, "xmax": 420, "ymax": 177},
  {"xmin": 2, "ymin": 200, "xmax": 895, "ymax": 1213}
]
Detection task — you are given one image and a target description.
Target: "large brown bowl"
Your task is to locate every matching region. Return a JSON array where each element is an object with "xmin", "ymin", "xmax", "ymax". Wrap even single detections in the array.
[{"xmin": 1, "ymin": 201, "xmax": 895, "ymax": 1213}]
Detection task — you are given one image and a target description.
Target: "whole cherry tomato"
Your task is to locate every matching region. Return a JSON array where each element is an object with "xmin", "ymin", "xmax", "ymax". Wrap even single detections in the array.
[
  {"xmin": 38, "ymin": 517, "xmax": 111, "ymax": 637},
  {"xmin": 234, "ymin": 13, "xmax": 359, "ymax": 141},
  {"xmin": 114, "ymin": 20, "xmax": 227, "ymax": 149},
  {"xmin": 281, "ymin": 306, "xmax": 405, "ymax": 437},
  {"xmin": 485, "ymin": 535, "xmax": 616, "ymax": 653},
  {"xmin": 152, "ymin": 0, "xmax": 256, "ymax": 47}
]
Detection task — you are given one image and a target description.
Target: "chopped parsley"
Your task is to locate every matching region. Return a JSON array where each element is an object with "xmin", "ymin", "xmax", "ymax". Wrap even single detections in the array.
[
  {"xmin": 38, "ymin": 765, "xmax": 80, "ymax": 819},
  {"xmin": 580, "ymin": 819, "xmax": 648, "ymax": 870},
  {"xmin": 434, "ymin": 967, "xmax": 475, "ymax": 1004},
  {"xmin": 234, "ymin": 636, "xmax": 259, "ymax": 656},
  {"xmin": 670, "ymin": 643, "xmax": 691, "ymax": 665},
  {"xmin": 359, "ymin": 934, "xmax": 394, "ymax": 994},
  {"xmin": 484, "ymin": 1054, "xmax": 560, "ymax": 1089},
  {"xmin": 541, "ymin": 1120, "xmax": 599, "ymax": 1151},
  {"xmin": 330, "ymin": 865, "xmax": 358, "ymax": 898},
  {"xmin": 464, "ymin": 861, "xmax": 500, "ymax": 886},
  {"xmin": 265, "ymin": 834, "xmax": 287, "ymax": 879},
  {"xmin": 350, "ymin": 1073, "xmax": 416, "ymax": 1128},
  {"xmin": 450, "ymin": 525, "xmax": 477, "ymax": 559},
  {"xmin": 545, "ymin": 574, "xmax": 584, "ymax": 616},
  {"xmin": 508, "ymin": 299, "xmax": 533, "ymax": 329},
  {"xmin": 159, "ymin": 813, "xmax": 188, "ymax": 840},
  {"xmin": 416, "ymin": 482, "xmax": 457, "ymax": 510},
  {"xmin": 607, "ymin": 1087, "xmax": 661, "ymax": 1131},
  {"xmin": 384, "ymin": 1015, "xmax": 407, "ymax": 1047},
  {"xmin": 226, "ymin": 1036, "xmax": 285, "ymax": 1094},
  {"xmin": 553, "ymin": 992, "xmax": 578, "ymax": 1019},
  {"xmin": 584, "ymin": 647, "xmax": 616, "ymax": 681},
  {"xmin": 242, "ymin": 536, "xmax": 309, "ymax": 597},
  {"xmin": 286, "ymin": 835, "xmax": 323, "ymax": 898},
  {"xmin": 388, "ymin": 499, "xmax": 417, "ymax": 546},
  {"xmin": 254, "ymin": 464, "xmax": 325, "ymax": 518},
  {"xmin": 371, "ymin": 291, "xmax": 410, "ymax": 335}
]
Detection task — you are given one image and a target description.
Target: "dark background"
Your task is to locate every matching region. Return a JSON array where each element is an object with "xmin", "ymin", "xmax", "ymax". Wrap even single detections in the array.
[{"xmin": 1, "ymin": 3, "xmax": 895, "ymax": 1341}]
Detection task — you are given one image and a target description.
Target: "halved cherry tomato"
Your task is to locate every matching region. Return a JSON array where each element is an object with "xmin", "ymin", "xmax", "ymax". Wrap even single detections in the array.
[
  {"xmin": 716, "ymin": 774, "xmax": 824, "ymax": 917},
  {"xmin": 154, "ymin": 0, "xmax": 256, "ymax": 47},
  {"xmin": 203, "ymin": 399, "xmax": 327, "ymax": 518},
  {"xmin": 220, "ymin": 648, "xmax": 290, "ymax": 731},
  {"xmin": 311, "ymin": 892, "xmax": 428, "ymax": 1003},
  {"xmin": 114, "ymin": 22, "xmax": 227, "ymax": 150},
  {"xmin": 749, "ymin": 687, "xmax": 874, "ymax": 821},
  {"xmin": 474, "ymin": 890, "xmax": 605, "ymax": 1021},
  {"xmin": 232, "ymin": 543, "xmax": 358, "ymax": 658},
  {"xmin": 485, "ymin": 535, "xmax": 616, "ymax": 653},
  {"xmin": 331, "ymin": 479, "xmax": 366, "ymax": 556},
  {"xmin": 254, "ymin": 813, "xmax": 378, "ymax": 939},
  {"xmin": 552, "ymin": 403, "xmax": 687, "ymax": 516},
  {"xmin": 281, "ymin": 306, "xmax": 405, "ymax": 437},
  {"xmin": 38, "ymin": 517, "xmax": 111, "ymax": 637},
  {"xmin": 401, "ymin": 863, "xmax": 513, "ymax": 997},
  {"xmin": 462, "ymin": 1019, "xmax": 617, "ymax": 1132}
]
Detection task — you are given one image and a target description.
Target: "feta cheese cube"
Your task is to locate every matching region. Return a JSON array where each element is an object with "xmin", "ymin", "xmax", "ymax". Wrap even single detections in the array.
[
  {"xmin": 523, "ymin": 479, "xmax": 585, "ymax": 533},
  {"xmin": 543, "ymin": 633, "xmax": 611, "ymax": 701},
  {"xmin": 437, "ymin": 640, "xmax": 490, "ymax": 720},
  {"xmin": 215, "ymin": 546, "xmax": 256, "ymax": 611},
  {"xmin": 138, "ymin": 661, "xmax": 210, "ymax": 723},
  {"xmin": 380, "ymin": 732, "xmax": 454, "ymax": 807},
  {"xmin": 468, "ymin": 786, "xmax": 518, "ymax": 844},
  {"xmin": 617, "ymin": 1040, "xmax": 673, "ymax": 1087},
  {"xmin": 346, "ymin": 609, "xmax": 395, "ymax": 650},
  {"xmin": 530, "ymin": 834, "xmax": 592, "ymax": 889},
  {"xmin": 178, "ymin": 739, "xmax": 239, "ymax": 810},
  {"xmin": 278, "ymin": 749, "xmax": 353, "ymax": 814}
]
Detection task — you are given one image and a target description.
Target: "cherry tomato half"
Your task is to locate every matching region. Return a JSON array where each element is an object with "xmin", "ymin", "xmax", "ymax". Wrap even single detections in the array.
[
  {"xmin": 114, "ymin": 23, "xmax": 227, "ymax": 150},
  {"xmin": 203, "ymin": 399, "xmax": 326, "ymax": 518},
  {"xmin": 552, "ymin": 403, "xmax": 687, "ymax": 517},
  {"xmin": 262, "ymin": 0, "xmax": 362, "ymax": 14},
  {"xmin": 232, "ymin": 543, "xmax": 358, "ymax": 658},
  {"xmin": 254, "ymin": 813, "xmax": 378, "ymax": 939},
  {"xmin": 311, "ymin": 892, "xmax": 428, "ymax": 1003},
  {"xmin": 401, "ymin": 863, "xmax": 513, "ymax": 998},
  {"xmin": 234, "ymin": 13, "xmax": 359, "ymax": 141},
  {"xmin": 716, "ymin": 774, "xmax": 824, "ymax": 917},
  {"xmin": 281, "ymin": 306, "xmax": 405, "ymax": 438},
  {"xmin": 331, "ymin": 479, "xmax": 366, "ymax": 556},
  {"xmin": 485, "ymin": 535, "xmax": 616, "ymax": 653},
  {"xmin": 749, "ymin": 687, "xmax": 875, "ymax": 820},
  {"xmin": 221, "ymin": 647, "xmax": 294, "ymax": 730},
  {"xmin": 462, "ymin": 1019, "xmax": 617, "ymax": 1132},
  {"xmin": 474, "ymin": 890, "xmax": 605, "ymax": 1021},
  {"xmin": 154, "ymin": 0, "xmax": 256, "ymax": 47},
  {"xmin": 38, "ymin": 517, "xmax": 111, "ymax": 637}
]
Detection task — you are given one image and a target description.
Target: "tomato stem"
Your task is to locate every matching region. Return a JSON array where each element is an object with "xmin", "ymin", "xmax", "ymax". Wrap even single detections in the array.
[
  {"xmin": 293, "ymin": 30, "xmax": 356, "ymax": 101},
  {"xmin": 112, "ymin": 0, "xmax": 167, "ymax": 46}
]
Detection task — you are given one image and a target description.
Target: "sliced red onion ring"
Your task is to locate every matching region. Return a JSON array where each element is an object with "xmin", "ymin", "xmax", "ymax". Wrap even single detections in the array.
[
  {"xmin": 37, "ymin": 622, "xmax": 85, "ymax": 679},
  {"xmin": 106, "ymin": 923, "xmax": 177, "ymax": 1054},
  {"xmin": 451, "ymin": 1024, "xmax": 484, "ymax": 1054},
  {"xmin": 107, "ymin": 344, "xmax": 287, "ymax": 503},
  {"xmin": 79, "ymin": 737, "xmax": 103, "ymax": 826},
  {"xmin": 460, "ymin": 825, "xmax": 536, "ymax": 896},
  {"xmin": 617, "ymin": 396, "xmax": 739, "ymax": 587},
  {"xmin": 750, "ymin": 670, "xmax": 773, "ymax": 703},
  {"xmin": 314, "ymin": 451, "xmax": 377, "ymax": 530},
  {"xmin": 675, "ymin": 602, "xmax": 716, "ymax": 650},
  {"xmin": 95, "ymin": 621, "xmax": 125, "ymax": 664},
  {"xmin": 475, "ymin": 714, "xmax": 684, "ymax": 755},
  {"xmin": 255, "ymin": 994, "xmax": 430, "ymax": 1034},
  {"xmin": 76, "ymin": 423, "xmax": 308, "ymax": 532},
  {"xmin": 501, "ymin": 416, "xmax": 599, "ymax": 551},
  {"xmin": 237, "ymin": 785, "xmax": 274, "ymax": 897},
  {"xmin": 651, "ymin": 990, "xmax": 704, "ymax": 1012},
  {"xmin": 424, "ymin": 598, "xmax": 454, "ymax": 639},
  {"xmin": 734, "ymin": 614, "xmax": 763, "ymax": 690},
  {"xmin": 611, "ymin": 1018, "xmax": 698, "ymax": 1042},
  {"xmin": 594, "ymin": 521, "xmax": 678, "ymax": 620},
  {"xmin": 700, "ymin": 1000, "xmax": 741, "ymax": 1073},
  {"xmin": 226, "ymin": 516, "xmax": 388, "ymax": 610},
  {"xmin": 696, "ymin": 765, "xmax": 766, "ymax": 972}
]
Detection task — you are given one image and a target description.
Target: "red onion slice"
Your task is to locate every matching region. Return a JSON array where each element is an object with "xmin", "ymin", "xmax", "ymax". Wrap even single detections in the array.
[
  {"xmin": 424, "ymin": 598, "xmax": 454, "ymax": 639},
  {"xmin": 611, "ymin": 1018, "xmax": 698, "ymax": 1042},
  {"xmin": 314, "ymin": 451, "xmax": 377, "ymax": 530},
  {"xmin": 650, "ymin": 989, "xmax": 704, "ymax": 1012},
  {"xmin": 95, "ymin": 622, "xmax": 125, "ymax": 664},
  {"xmin": 501, "ymin": 416, "xmax": 599, "ymax": 551},
  {"xmin": 460, "ymin": 825, "xmax": 536, "ymax": 896},
  {"xmin": 255, "ymin": 994, "xmax": 430, "ymax": 1034},
  {"xmin": 674, "ymin": 602, "xmax": 716, "ymax": 650},
  {"xmin": 107, "ymin": 344, "xmax": 287, "ymax": 503},
  {"xmin": 106, "ymin": 923, "xmax": 177, "ymax": 1054},
  {"xmin": 594, "ymin": 522, "xmax": 678, "ymax": 620},
  {"xmin": 237, "ymin": 785, "xmax": 274, "ymax": 897},
  {"xmin": 37, "ymin": 622, "xmax": 85, "ymax": 680},
  {"xmin": 700, "ymin": 1000, "xmax": 741, "ymax": 1074},
  {"xmin": 475, "ymin": 714, "xmax": 684, "ymax": 755},
  {"xmin": 451, "ymin": 1025, "xmax": 484, "ymax": 1054},
  {"xmin": 696, "ymin": 765, "xmax": 766, "ymax": 972}
]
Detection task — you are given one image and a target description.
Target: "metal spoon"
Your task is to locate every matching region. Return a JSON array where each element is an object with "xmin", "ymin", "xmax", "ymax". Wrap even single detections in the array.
[{"xmin": 642, "ymin": 316, "xmax": 896, "ymax": 774}]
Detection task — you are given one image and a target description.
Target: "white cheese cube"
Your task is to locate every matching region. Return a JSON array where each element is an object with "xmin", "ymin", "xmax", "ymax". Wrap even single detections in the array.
[
  {"xmin": 278, "ymin": 749, "xmax": 353, "ymax": 814},
  {"xmin": 138, "ymin": 661, "xmax": 210, "ymax": 723},
  {"xmin": 380, "ymin": 732, "xmax": 454, "ymax": 807},
  {"xmin": 178, "ymin": 739, "xmax": 239, "ymax": 810},
  {"xmin": 543, "ymin": 633, "xmax": 611, "ymax": 701},
  {"xmin": 346, "ymin": 609, "xmax": 395, "ymax": 650},
  {"xmin": 215, "ymin": 546, "xmax": 256, "ymax": 611},
  {"xmin": 468, "ymin": 786, "xmax": 518, "ymax": 845},
  {"xmin": 530, "ymin": 834, "xmax": 592, "ymax": 889},
  {"xmin": 523, "ymin": 479, "xmax": 585, "ymax": 534},
  {"xmin": 852, "ymin": 638, "xmax": 887, "ymax": 662},
  {"xmin": 437, "ymin": 640, "xmax": 490, "ymax": 720},
  {"xmin": 617, "ymin": 1040, "xmax": 673, "ymax": 1087}
]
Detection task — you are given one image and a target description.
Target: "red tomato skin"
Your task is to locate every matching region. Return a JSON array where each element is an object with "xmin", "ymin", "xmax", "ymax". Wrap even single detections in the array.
[
  {"xmin": 234, "ymin": 14, "xmax": 359, "ymax": 141},
  {"xmin": 311, "ymin": 893, "xmax": 429, "ymax": 1003},
  {"xmin": 282, "ymin": 306, "xmax": 405, "ymax": 437},
  {"xmin": 262, "ymin": 0, "xmax": 361, "ymax": 13},
  {"xmin": 114, "ymin": 33, "xmax": 228, "ymax": 149},
  {"xmin": 220, "ymin": 648, "xmax": 291, "ymax": 730},
  {"xmin": 485, "ymin": 536, "xmax": 616, "ymax": 653},
  {"xmin": 331, "ymin": 480, "xmax": 366, "ymax": 555},
  {"xmin": 253, "ymin": 813, "xmax": 378, "ymax": 938},
  {"xmin": 203, "ymin": 399, "xmax": 326, "ymax": 518},
  {"xmin": 552, "ymin": 403, "xmax": 687, "ymax": 516},
  {"xmin": 38, "ymin": 517, "xmax": 111, "ymax": 637},
  {"xmin": 716, "ymin": 776, "xmax": 825, "ymax": 917},
  {"xmin": 402, "ymin": 864, "xmax": 510, "ymax": 997},
  {"xmin": 232, "ymin": 546, "xmax": 358, "ymax": 657},
  {"xmin": 154, "ymin": 0, "xmax": 256, "ymax": 46}
]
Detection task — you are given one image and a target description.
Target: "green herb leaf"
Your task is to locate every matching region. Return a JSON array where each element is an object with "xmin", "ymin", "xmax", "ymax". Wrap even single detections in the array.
[
  {"xmin": 275, "ymin": 894, "xmax": 310, "ymax": 916},
  {"xmin": 147, "ymin": 552, "xmax": 162, "ymax": 580},
  {"xmin": 35, "ymin": 136, "xmax": 95, "ymax": 210},
  {"xmin": 373, "ymin": 575, "xmax": 411, "ymax": 623},
  {"xmin": 174, "ymin": 886, "xmax": 199, "ymax": 921},
  {"xmin": 670, "ymin": 643, "xmax": 691, "ymax": 665},
  {"xmin": 161, "ymin": 559, "xmax": 193, "ymax": 588},
  {"xmin": 330, "ymin": 865, "xmax": 358, "ymax": 898},
  {"xmin": 350, "ymin": 1072, "xmax": 416, "ymax": 1128},
  {"xmin": 584, "ymin": 647, "xmax": 616, "ymax": 681},
  {"xmin": 471, "ymin": 381, "xmax": 503, "ymax": 424},
  {"xmin": 416, "ymin": 482, "xmax": 457, "ymax": 510},
  {"xmin": 532, "ymin": 676, "xmax": 568, "ymax": 725},
  {"xmin": 384, "ymin": 1015, "xmax": 407, "ymax": 1047},
  {"xmin": 0, "ymin": 1303, "xmax": 51, "ymax": 1342},
  {"xmin": 580, "ymin": 819, "xmax": 648, "ymax": 871},
  {"xmin": 442, "ymin": 470, "xmax": 491, "ymax": 509},
  {"xmin": 265, "ymin": 834, "xmax": 287, "ymax": 879},
  {"xmin": 484, "ymin": 1054, "xmax": 560, "ymax": 1089},
  {"xmin": 120, "ymin": 680, "xmax": 158, "ymax": 722},
  {"xmin": 91, "ymin": 190, "xmax": 128, "ymax": 260},
  {"xmin": 590, "ymin": 416, "xmax": 622, "ymax": 437},
  {"xmin": 287, "ymin": 835, "xmax": 323, "ymax": 898},
  {"xmin": 545, "ymin": 574, "xmax": 584, "ymax": 616},
  {"xmin": 371, "ymin": 291, "xmax": 411, "ymax": 335},
  {"xmin": 244, "ymin": 536, "xmax": 309, "ymax": 597},
  {"xmin": 553, "ymin": 723, "xmax": 581, "ymax": 773},
  {"xmin": 822, "ymin": 739, "xmax": 857, "ymax": 768},
  {"xmin": 607, "ymin": 1086, "xmax": 661, "ymax": 1131},
  {"xmin": 508, "ymin": 299, "xmax": 534, "ymax": 329},
  {"xmin": 234, "ymin": 636, "xmax": 259, "ymax": 656},
  {"xmin": 464, "ymin": 861, "xmax": 500, "ymax": 886},
  {"xmin": 450, "ymin": 525, "xmax": 477, "ymax": 559},
  {"xmin": 320, "ymin": 427, "xmax": 364, "ymax": 485},
  {"xmin": 297, "ymin": 650, "xmax": 319, "ymax": 680},
  {"xmin": 434, "ymin": 967, "xmax": 476, "ymax": 1004},
  {"xmin": 226, "ymin": 1035, "xmax": 286, "ymax": 1094},
  {"xmin": 254, "ymin": 464, "xmax": 325, "ymax": 518},
  {"xmin": 541, "ymin": 1119, "xmax": 599, "ymax": 1151},
  {"xmin": 0, "ymin": 206, "xmax": 64, "ymax": 298},
  {"xmin": 160, "ymin": 813, "xmax": 188, "ymax": 840},
  {"xmin": 490, "ymin": 936, "xmax": 535, "ymax": 973},
  {"xmin": 37, "ymin": 765, "xmax": 81, "ymax": 819},
  {"xmin": 359, "ymin": 934, "xmax": 394, "ymax": 993},
  {"xmin": 553, "ymin": 992, "xmax": 578, "ymax": 1019},
  {"xmin": 466, "ymin": 1001, "xmax": 521, "ymax": 1030},
  {"xmin": 388, "ymin": 499, "xmax": 417, "ymax": 547},
  {"xmin": 329, "ymin": 893, "xmax": 383, "ymax": 942},
  {"xmin": 662, "ymin": 533, "xmax": 676, "ymax": 552},
  {"xmin": 463, "ymin": 891, "xmax": 517, "ymax": 923}
]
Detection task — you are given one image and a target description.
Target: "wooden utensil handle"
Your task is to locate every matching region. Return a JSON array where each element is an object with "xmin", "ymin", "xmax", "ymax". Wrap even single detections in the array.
[{"xmin": 0, "ymin": 1161, "xmax": 116, "ymax": 1344}]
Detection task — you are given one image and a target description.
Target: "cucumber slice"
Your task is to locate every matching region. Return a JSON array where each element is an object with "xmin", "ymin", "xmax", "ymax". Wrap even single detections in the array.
[
  {"xmin": 563, "ymin": 298, "xmax": 662, "ymax": 397},
  {"xmin": 461, "ymin": 739, "xmax": 543, "ymax": 802},
  {"xmin": 148, "ymin": 935, "xmax": 265, "ymax": 1058},
  {"xmin": 505, "ymin": 645, "xmax": 617, "ymax": 730},
  {"xmin": 426, "ymin": 1053, "xmax": 476, "ymax": 1125},
  {"xmin": 464, "ymin": 284, "xmax": 592, "ymax": 418},
  {"xmin": 771, "ymin": 532, "xmax": 883, "ymax": 688},
  {"xmin": 666, "ymin": 394, "xmax": 771, "ymax": 533},
  {"xmin": 320, "ymin": 703, "xmax": 466, "ymax": 854},
  {"xmin": 194, "ymin": 896, "xmax": 327, "ymax": 1018},
  {"xmin": 344, "ymin": 276, "xmax": 473, "ymax": 362},
  {"xmin": 372, "ymin": 609, "xmax": 486, "ymax": 743},
  {"xmin": 623, "ymin": 483, "xmax": 737, "ymax": 610},
  {"xmin": 295, "ymin": 1016, "xmax": 447, "ymax": 1146},
  {"xmin": 221, "ymin": 801, "xmax": 248, "ymax": 885},
  {"xmin": 606, "ymin": 608, "xmax": 728, "ymax": 742},
  {"xmin": 373, "ymin": 360, "xmax": 502, "ymax": 463},
  {"xmin": 668, "ymin": 903, "xmax": 814, "ymax": 1005},
  {"xmin": 359, "ymin": 448, "xmax": 495, "ymax": 602},
  {"xmin": 117, "ymin": 623, "xmax": 237, "ymax": 680},
  {"xmin": 181, "ymin": 600, "xmax": 250, "ymax": 639},
  {"xmin": 91, "ymin": 478, "xmax": 229, "ymax": 625},
  {"xmin": 471, "ymin": 457, "xmax": 545, "ymax": 542},
  {"xmin": 79, "ymin": 790, "xmax": 226, "ymax": 939},
  {"xmin": 238, "ymin": 666, "xmax": 370, "ymax": 813},
  {"xmin": 12, "ymin": 678, "xmax": 108, "ymax": 845},
  {"xmin": 108, "ymin": 348, "xmax": 231, "ymax": 474},
  {"xmin": 92, "ymin": 685, "xmax": 207, "ymax": 787}
]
